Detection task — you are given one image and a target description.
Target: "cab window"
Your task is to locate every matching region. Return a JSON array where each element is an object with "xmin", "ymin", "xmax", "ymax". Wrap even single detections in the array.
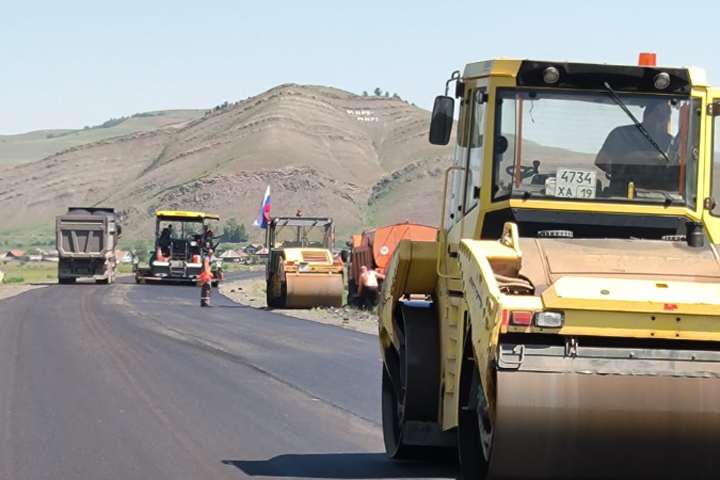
[
  {"xmin": 464, "ymin": 89, "xmax": 486, "ymax": 213},
  {"xmin": 712, "ymin": 103, "xmax": 720, "ymax": 216}
]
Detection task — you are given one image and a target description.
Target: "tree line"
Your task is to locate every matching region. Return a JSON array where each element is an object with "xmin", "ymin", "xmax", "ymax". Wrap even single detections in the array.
[{"xmin": 361, "ymin": 88, "xmax": 416, "ymax": 106}]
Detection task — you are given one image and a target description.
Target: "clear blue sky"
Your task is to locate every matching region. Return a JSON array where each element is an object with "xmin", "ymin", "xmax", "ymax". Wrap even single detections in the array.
[{"xmin": 2, "ymin": 0, "xmax": 718, "ymax": 134}]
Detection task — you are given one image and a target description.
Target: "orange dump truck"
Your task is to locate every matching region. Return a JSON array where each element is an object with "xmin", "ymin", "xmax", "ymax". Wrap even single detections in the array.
[{"xmin": 341, "ymin": 222, "xmax": 437, "ymax": 306}]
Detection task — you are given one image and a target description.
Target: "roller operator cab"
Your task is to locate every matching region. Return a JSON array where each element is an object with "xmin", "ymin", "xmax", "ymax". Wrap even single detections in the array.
[
  {"xmin": 265, "ymin": 215, "xmax": 344, "ymax": 309},
  {"xmin": 133, "ymin": 210, "xmax": 221, "ymax": 286},
  {"xmin": 378, "ymin": 54, "xmax": 720, "ymax": 480}
]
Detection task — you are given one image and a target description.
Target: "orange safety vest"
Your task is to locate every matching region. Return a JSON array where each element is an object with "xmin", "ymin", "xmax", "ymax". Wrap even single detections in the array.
[{"xmin": 199, "ymin": 255, "xmax": 214, "ymax": 285}]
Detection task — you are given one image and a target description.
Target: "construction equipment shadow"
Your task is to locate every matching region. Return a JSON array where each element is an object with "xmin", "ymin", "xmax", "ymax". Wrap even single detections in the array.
[{"xmin": 221, "ymin": 452, "xmax": 459, "ymax": 479}]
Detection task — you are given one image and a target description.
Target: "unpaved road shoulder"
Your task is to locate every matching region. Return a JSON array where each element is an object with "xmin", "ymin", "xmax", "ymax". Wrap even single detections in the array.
[{"xmin": 219, "ymin": 277, "xmax": 379, "ymax": 336}]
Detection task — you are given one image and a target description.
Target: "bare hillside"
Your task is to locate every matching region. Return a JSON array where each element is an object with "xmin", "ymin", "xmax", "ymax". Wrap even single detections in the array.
[
  {"xmin": 0, "ymin": 110, "xmax": 206, "ymax": 168},
  {"xmin": 0, "ymin": 84, "xmax": 456, "ymax": 242}
]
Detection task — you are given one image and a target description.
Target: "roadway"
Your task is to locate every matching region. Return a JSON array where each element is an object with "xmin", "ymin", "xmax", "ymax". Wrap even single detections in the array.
[{"xmin": 0, "ymin": 273, "xmax": 459, "ymax": 480}]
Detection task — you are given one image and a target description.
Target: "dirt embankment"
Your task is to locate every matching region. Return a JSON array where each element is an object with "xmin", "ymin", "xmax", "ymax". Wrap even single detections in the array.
[{"xmin": 219, "ymin": 276, "xmax": 379, "ymax": 336}]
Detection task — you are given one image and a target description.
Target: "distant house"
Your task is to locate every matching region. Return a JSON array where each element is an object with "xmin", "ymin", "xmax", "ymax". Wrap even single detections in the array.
[
  {"xmin": 114, "ymin": 250, "xmax": 133, "ymax": 263},
  {"xmin": 254, "ymin": 247, "xmax": 269, "ymax": 258},
  {"xmin": 42, "ymin": 249, "xmax": 59, "ymax": 261},
  {"xmin": 219, "ymin": 249, "xmax": 248, "ymax": 264},
  {"xmin": 5, "ymin": 250, "xmax": 24, "ymax": 260},
  {"xmin": 244, "ymin": 243, "xmax": 264, "ymax": 255}
]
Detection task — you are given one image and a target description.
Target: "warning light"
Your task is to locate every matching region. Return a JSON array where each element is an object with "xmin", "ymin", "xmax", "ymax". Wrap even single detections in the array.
[{"xmin": 638, "ymin": 53, "xmax": 656, "ymax": 66}]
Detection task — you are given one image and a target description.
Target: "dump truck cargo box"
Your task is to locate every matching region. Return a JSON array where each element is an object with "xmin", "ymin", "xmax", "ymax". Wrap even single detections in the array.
[{"xmin": 56, "ymin": 214, "xmax": 111, "ymax": 258}]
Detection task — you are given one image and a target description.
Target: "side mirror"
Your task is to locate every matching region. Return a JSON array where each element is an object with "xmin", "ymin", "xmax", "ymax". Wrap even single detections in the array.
[
  {"xmin": 429, "ymin": 95, "xmax": 454, "ymax": 145},
  {"xmin": 345, "ymin": 240, "xmax": 352, "ymax": 247}
]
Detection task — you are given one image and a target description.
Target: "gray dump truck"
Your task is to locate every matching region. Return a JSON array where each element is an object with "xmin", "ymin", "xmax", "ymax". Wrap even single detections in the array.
[{"xmin": 56, "ymin": 207, "xmax": 122, "ymax": 284}]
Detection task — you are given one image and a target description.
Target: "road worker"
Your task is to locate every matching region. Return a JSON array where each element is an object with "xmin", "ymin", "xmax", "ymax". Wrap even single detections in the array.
[
  {"xmin": 200, "ymin": 248, "xmax": 214, "ymax": 307},
  {"xmin": 356, "ymin": 265, "xmax": 385, "ymax": 310}
]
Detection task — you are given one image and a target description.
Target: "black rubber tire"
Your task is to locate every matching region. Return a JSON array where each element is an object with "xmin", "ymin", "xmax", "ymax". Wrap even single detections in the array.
[
  {"xmin": 266, "ymin": 278, "xmax": 285, "ymax": 308},
  {"xmin": 457, "ymin": 330, "xmax": 491, "ymax": 480},
  {"xmin": 381, "ymin": 303, "xmax": 454, "ymax": 461}
]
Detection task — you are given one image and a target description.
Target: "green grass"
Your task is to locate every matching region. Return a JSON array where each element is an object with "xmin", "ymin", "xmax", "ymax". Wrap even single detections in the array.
[
  {"xmin": 0, "ymin": 224, "xmax": 56, "ymax": 250},
  {"xmin": 0, "ymin": 262, "xmax": 57, "ymax": 284},
  {"xmin": 219, "ymin": 263, "xmax": 265, "ymax": 273},
  {"xmin": 0, "ymin": 110, "xmax": 207, "ymax": 167},
  {"xmin": 0, "ymin": 261, "xmax": 136, "ymax": 285}
]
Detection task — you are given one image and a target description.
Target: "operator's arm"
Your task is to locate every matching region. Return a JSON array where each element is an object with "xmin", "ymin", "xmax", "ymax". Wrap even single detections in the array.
[{"xmin": 594, "ymin": 128, "xmax": 622, "ymax": 173}]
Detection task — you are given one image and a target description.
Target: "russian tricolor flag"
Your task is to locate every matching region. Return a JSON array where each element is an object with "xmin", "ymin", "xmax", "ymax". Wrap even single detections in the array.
[{"xmin": 253, "ymin": 185, "xmax": 270, "ymax": 229}]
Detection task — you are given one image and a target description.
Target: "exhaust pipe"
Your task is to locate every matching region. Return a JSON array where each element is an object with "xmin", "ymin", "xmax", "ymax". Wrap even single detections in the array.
[{"xmin": 686, "ymin": 221, "xmax": 704, "ymax": 248}]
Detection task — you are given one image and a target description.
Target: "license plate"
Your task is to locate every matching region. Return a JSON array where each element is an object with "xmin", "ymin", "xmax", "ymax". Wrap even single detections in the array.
[{"xmin": 554, "ymin": 168, "xmax": 596, "ymax": 199}]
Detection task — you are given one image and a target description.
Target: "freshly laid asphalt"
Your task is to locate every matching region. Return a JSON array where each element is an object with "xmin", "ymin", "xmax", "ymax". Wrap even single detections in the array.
[{"xmin": 0, "ymin": 274, "xmax": 459, "ymax": 480}]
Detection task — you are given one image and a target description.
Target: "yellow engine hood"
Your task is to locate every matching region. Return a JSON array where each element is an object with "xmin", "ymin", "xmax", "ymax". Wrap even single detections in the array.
[
  {"xmin": 283, "ymin": 248, "xmax": 332, "ymax": 265},
  {"xmin": 519, "ymin": 237, "xmax": 720, "ymax": 291},
  {"xmin": 541, "ymin": 275, "xmax": 720, "ymax": 316}
]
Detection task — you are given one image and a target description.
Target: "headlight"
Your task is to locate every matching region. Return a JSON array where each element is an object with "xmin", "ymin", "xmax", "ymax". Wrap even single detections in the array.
[
  {"xmin": 298, "ymin": 263, "xmax": 310, "ymax": 272},
  {"xmin": 542, "ymin": 66, "xmax": 560, "ymax": 84},
  {"xmin": 534, "ymin": 311, "xmax": 564, "ymax": 328},
  {"xmin": 653, "ymin": 72, "xmax": 671, "ymax": 90}
]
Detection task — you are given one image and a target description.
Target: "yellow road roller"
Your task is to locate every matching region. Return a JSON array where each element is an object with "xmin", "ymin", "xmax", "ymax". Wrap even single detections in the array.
[
  {"xmin": 265, "ymin": 215, "xmax": 343, "ymax": 308},
  {"xmin": 378, "ymin": 52, "xmax": 720, "ymax": 480}
]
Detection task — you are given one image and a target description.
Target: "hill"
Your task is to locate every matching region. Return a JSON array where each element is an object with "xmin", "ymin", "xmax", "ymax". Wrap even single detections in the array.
[
  {"xmin": 0, "ymin": 84, "xmax": 457, "ymax": 245},
  {"xmin": 0, "ymin": 109, "xmax": 207, "ymax": 168}
]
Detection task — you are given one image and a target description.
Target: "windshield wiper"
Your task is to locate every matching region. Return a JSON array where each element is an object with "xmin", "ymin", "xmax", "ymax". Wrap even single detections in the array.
[{"xmin": 603, "ymin": 82, "xmax": 670, "ymax": 163}]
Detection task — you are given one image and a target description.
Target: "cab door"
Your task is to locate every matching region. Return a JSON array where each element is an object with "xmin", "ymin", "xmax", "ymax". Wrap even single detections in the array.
[{"xmin": 701, "ymin": 92, "xmax": 720, "ymax": 243}]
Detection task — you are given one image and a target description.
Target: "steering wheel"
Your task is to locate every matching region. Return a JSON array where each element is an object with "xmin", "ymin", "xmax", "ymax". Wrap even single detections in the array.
[{"xmin": 505, "ymin": 163, "xmax": 537, "ymax": 181}]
